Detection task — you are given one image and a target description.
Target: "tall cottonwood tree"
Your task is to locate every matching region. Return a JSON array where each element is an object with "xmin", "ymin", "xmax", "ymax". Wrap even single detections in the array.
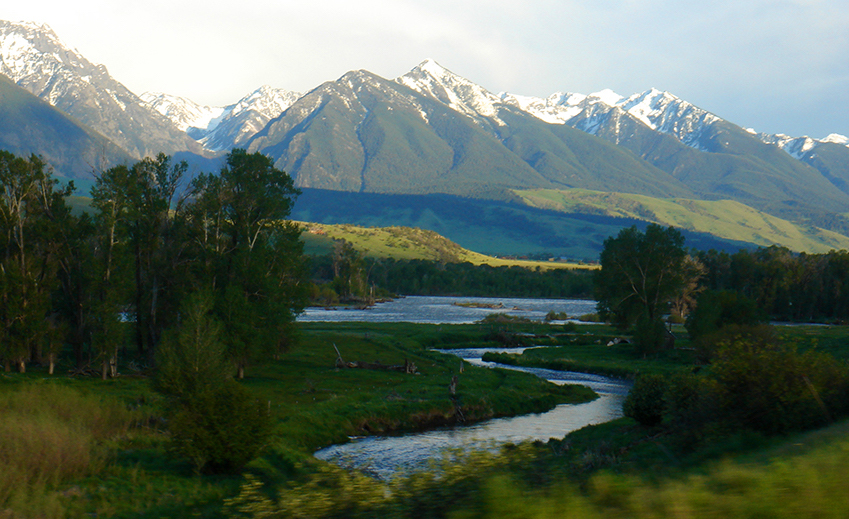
[
  {"xmin": 187, "ymin": 149, "xmax": 308, "ymax": 378},
  {"xmin": 91, "ymin": 154, "xmax": 188, "ymax": 374},
  {"xmin": 0, "ymin": 152, "xmax": 73, "ymax": 372},
  {"xmin": 595, "ymin": 224, "xmax": 700, "ymax": 352}
]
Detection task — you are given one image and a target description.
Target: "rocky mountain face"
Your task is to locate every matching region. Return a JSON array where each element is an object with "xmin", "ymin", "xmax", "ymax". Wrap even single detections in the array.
[
  {"xmin": 0, "ymin": 20, "xmax": 201, "ymax": 159},
  {"xmin": 0, "ymin": 73, "xmax": 130, "ymax": 182},
  {"xmin": 2, "ymin": 20, "xmax": 848, "ymax": 238},
  {"xmin": 243, "ymin": 65, "xmax": 691, "ymax": 199}
]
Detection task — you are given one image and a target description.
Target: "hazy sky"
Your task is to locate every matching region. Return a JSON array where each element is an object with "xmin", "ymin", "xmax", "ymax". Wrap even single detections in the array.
[{"xmin": 7, "ymin": 0, "xmax": 849, "ymax": 139}]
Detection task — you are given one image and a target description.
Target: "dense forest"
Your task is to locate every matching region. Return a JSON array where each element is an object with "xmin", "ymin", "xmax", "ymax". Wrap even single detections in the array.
[
  {"xmin": 0, "ymin": 149, "xmax": 308, "ymax": 376},
  {"xmin": 696, "ymin": 246, "xmax": 849, "ymax": 322},
  {"xmin": 310, "ymin": 252, "xmax": 595, "ymax": 301}
]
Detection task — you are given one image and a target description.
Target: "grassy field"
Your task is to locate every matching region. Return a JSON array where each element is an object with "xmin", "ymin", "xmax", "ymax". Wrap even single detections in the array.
[
  {"xmin": 298, "ymin": 222, "xmax": 596, "ymax": 270},
  {"xmin": 2, "ymin": 321, "xmax": 849, "ymax": 517},
  {"xmin": 0, "ymin": 321, "xmax": 594, "ymax": 518},
  {"xmin": 514, "ymin": 188, "xmax": 849, "ymax": 253}
]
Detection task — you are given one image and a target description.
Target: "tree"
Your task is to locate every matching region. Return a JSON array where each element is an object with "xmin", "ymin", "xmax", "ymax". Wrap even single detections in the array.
[
  {"xmin": 90, "ymin": 154, "xmax": 189, "ymax": 372},
  {"xmin": 186, "ymin": 149, "xmax": 308, "ymax": 378},
  {"xmin": 594, "ymin": 224, "xmax": 698, "ymax": 352},
  {"xmin": 0, "ymin": 152, "xmax": 72, "ymax": 372}
]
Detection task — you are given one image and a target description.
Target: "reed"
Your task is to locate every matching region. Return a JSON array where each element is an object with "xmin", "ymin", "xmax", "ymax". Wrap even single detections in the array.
[{"xmin": 0, "ymin": 383, "xmax": 135, "ymax": 513}]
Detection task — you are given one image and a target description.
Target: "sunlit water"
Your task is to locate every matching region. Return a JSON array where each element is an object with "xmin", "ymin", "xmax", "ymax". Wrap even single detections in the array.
[
  {"xmin": 298, "ymin": 295, "xmax": 598, "ymax": 324},
  {"xmin": 314, "ymin": 342, "xmax": 630, "ymax": 479}
]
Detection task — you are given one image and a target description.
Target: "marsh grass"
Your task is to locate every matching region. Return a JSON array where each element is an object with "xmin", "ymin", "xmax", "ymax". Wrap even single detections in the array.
[{"xmin": 0, "ymin": 383, "xmax": 136, "ymax": 515}]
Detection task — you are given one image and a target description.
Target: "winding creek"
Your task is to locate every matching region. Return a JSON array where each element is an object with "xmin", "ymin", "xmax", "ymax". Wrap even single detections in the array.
[
  {"xmin": 315, "ymin": 347, "xmax": 630, "ymax": 479},
  {"xmin": 306, "ymin": 296, "xmax": 631, "ymax": 479}
]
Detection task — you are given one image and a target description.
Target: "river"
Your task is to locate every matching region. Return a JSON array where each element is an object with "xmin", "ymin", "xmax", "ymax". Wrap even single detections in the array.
[
  {"xmin": 314, "ymin": 342, "xmax": 630, "ymax": 480},
  {"xmin": 298, "ymin": 295, "xmax": 598, "ymax": 324}
]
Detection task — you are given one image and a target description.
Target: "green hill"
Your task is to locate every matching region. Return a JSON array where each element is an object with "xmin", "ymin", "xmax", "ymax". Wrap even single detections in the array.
[
  {"xmin": 514, "ymin": 188, "xmax": 849, "ymax": 253},
  {"xmin": 299, "ymin": 222, "xmax": 591, "ymax": 270}
]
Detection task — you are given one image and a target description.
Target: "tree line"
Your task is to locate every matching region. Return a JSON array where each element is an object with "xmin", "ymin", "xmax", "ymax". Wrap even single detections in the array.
[
  {"xmin": 0, "ymin": 149, "xmax": 308, "ymax": 378},
  {"xmin": 595, "ymin": 224, "xmax": 849, "ymax": 353},
  {"xmin": 310, "ymin": 253, "xmax": 595, "ymax": 303},
  {"xmin": 695, "ymin": 246, "xmax": 849, "ymax": 322}
]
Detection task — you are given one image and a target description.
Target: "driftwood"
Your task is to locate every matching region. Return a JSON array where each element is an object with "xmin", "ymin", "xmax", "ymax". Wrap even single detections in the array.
[{"xmin": 334, "ymin": 344, "xmax": 418, "ymax": 374}]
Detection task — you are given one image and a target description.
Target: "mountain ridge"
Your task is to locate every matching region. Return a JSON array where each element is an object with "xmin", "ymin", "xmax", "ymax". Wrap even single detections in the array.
[{"xmin": 2, "ymin": 21, "xmax": 848, "ymax": 256}]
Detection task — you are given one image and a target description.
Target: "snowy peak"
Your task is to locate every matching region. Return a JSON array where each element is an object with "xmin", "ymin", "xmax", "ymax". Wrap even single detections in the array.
[
  {"xmin": 0, "ymin": 20, "xmax": 197, "ymax": 158},
  {"xmin": 228, "ymin": 85, "xmax": 301, "ymax": 121},
  {"xmin": 758, "ymin": 131, "xmax": 849, "ymax": 159},
  {"xmin": 585, "ymin": 89, "xmax": 624, "ymax": 107},
  {"xmin": 499, "ymin": 91, "xmax": 585, "ymax": 124},
  {"xmin": 142, "ymin": 85, "xmax": 302, "ymax": 151},
  {"xmin": 141, "ymin": 92, "xmax": 224, "ymax": 132},
  {"xmin": 823, "ymin": 134, "xmax": 849, "ymax": 146},
  {"xmin": 397, "ymin": 59, "xmax": 503, "ymax": 120}
]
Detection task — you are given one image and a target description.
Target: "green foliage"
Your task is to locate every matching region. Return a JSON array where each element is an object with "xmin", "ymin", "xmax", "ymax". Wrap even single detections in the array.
[
  {"xmin": 154, "ymin": 291, "xmax": 232, "ymax": 398},
  {"xmin": 686, "ymin": 289, "xmax": 767, "ymax": 341},
  {"xmin": 595, "ymin": 224, "xmax": 694, "ymax": 329},
  {"xmin": 710, "ymin": 338, "xmax": 849, "ymax": 435},
  {"xmin": 623, "ymin": 373, "xmax": 667, "ymax": 427},
  {"xmin": 697, "ymin": 247, "xmax": 849, "ymax": 323},
  {"xmin": 692, "ymin": 324, "xmax": 776, "ymax": 364},
  {"xmin": 632, "ymin": 314, "xmax": 671, "ymax": 355},
  {"xmin": 168, "ymin": 380, "xmax": 272, "ymax": 474}
]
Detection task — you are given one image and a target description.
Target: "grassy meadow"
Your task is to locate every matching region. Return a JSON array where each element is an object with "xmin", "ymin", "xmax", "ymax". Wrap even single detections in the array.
[
  {"xmin": 2, "ymin": 321, "xmax": 849, "ymax": 517},
  {"xmin": 514, "ymin": 188, "xmax": 849, "ymax": 253},
  {"xmin": 298, "ymin": 222, "xmax": 595, "ymax": 270}
]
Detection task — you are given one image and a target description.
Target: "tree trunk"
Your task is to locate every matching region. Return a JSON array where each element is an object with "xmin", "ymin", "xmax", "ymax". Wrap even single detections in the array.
[
  {"xmin": 48, "ymin": 352, "xmax": 55, "ymax": 375},
  {"xmin": 17, "ymin": 359, "xmax": 25, "ymax": 373},
  {"xmin": 110, "ymin": 349, "xmax": 118, "ymax": 378},
  {"xmin": 237, "ymin": 364, "xmax": 245, "ymax": 379}
]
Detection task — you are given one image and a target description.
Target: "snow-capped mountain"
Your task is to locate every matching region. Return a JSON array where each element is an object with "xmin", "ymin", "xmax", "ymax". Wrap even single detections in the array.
[
  {"xmin": 396, "ymin": 58, "xmax": 507, "ymax": 127},
  {"xmin": 499, "ymin": 86, "xmax": 722, "ymax": 152},
  {"xmin": 758, "ymin": 132, "xmax": 849, "ymax": 158},
  {"xmin": 143, "ymin": 85, "xmax": 301, "ymax": 151},
  {"xmin": 0, "ymin": 20, "xmax": 199, "ymax": 159},
  {"xmin": 140, "ymin": 92, "xmax": 225, "ymax": 132}
]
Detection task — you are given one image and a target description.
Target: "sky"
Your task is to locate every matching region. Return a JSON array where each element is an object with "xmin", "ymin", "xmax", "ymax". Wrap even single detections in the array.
[{"xmin": 6, "ymin": 0, "xmax": 849, "ymax": 139}]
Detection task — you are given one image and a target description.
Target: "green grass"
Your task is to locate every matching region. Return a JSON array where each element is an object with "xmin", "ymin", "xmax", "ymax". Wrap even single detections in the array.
[
  {"xmin": 0, "ymin": 321, "xmax": 595, "ymax": 518},
  {"xmin": 299, "ymin": 221, "xmax": 593, "ymax": 269},
  {"xmin": 4, "ymin": 322, "xmax": 849, "ymax": 517},
  {"xmin": 514, "ymin": 188, "xmax": 849, "ymax": 253}
]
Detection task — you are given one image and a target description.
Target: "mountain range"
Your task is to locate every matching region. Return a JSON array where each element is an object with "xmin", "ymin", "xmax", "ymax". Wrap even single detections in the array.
[{"xmin": 1, "ymin": 20, "xmax": 848, "ymax": 257}]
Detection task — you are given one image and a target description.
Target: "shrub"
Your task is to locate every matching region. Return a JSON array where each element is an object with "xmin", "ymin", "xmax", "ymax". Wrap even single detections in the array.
[
  {"xmin": 686, "ymin": 290, "xmax": 766, "ymax": 341},
  {"xmin": 168, "ymin": 380, "xmax": 272, "ymax": 474},
  {"xmin": 623, "ymin": 374, "xmax": 667, "ymax": 427},
  {"xmin": 632, "ymin": 315, "xmax": 670, "ymax": 355},
  {"xmin": 710, "ymin": 338, "xmax": 849, "ymax": 435},
  {"xmin": 692, "ymin": 324, "xmax": 776, "ymax": 364}
]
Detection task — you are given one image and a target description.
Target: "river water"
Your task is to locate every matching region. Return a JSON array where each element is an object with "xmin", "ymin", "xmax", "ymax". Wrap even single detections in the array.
[
  {"xmin": 315, "ymin": 347, "xmax": 629, "ymax": 479},
  {"xmin": 298, "ymin": 295, "xmax": 598, "ymax": 324},
  {"xmin": 307, "ymin": 296, "xmax": 631, "ymax": 479}
]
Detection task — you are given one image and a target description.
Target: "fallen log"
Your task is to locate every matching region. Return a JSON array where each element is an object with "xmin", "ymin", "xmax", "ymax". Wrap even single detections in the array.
[{"xmin": 333, "ymin": 344, "xmax": 418, "ymax": 374}]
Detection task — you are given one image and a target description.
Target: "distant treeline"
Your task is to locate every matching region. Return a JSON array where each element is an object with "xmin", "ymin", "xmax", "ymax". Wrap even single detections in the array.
[
  {"xmin": 697, "ymin": 246, "xmax": 849, "ymax": 322},
  {"xmin": 311, "ymin": 255, "xmax": 594, "ymax": 299}
]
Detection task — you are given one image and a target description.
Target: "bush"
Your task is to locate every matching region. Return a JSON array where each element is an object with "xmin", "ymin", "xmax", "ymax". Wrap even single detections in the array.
[
  {"xmin": 686, "ymin": 290, "xmax": 766, "ymax": 341},
  {"xmin": 168, "ymin": 380, "xmax": 272, "ymax": 474},
  {"xmin": 632, "ymin": 315, "xmax": 670, "ymax": 355},
  {"xmin": 623, "ymin": 374, "xmax": 667, "ymax": 427},
  {"xmin": 711, "ymin": 339, "xmax": 849, "ymax": 435},
  {"xmin": 692, "ymin": 324, "xmax": 776, "ymax": 364}
]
